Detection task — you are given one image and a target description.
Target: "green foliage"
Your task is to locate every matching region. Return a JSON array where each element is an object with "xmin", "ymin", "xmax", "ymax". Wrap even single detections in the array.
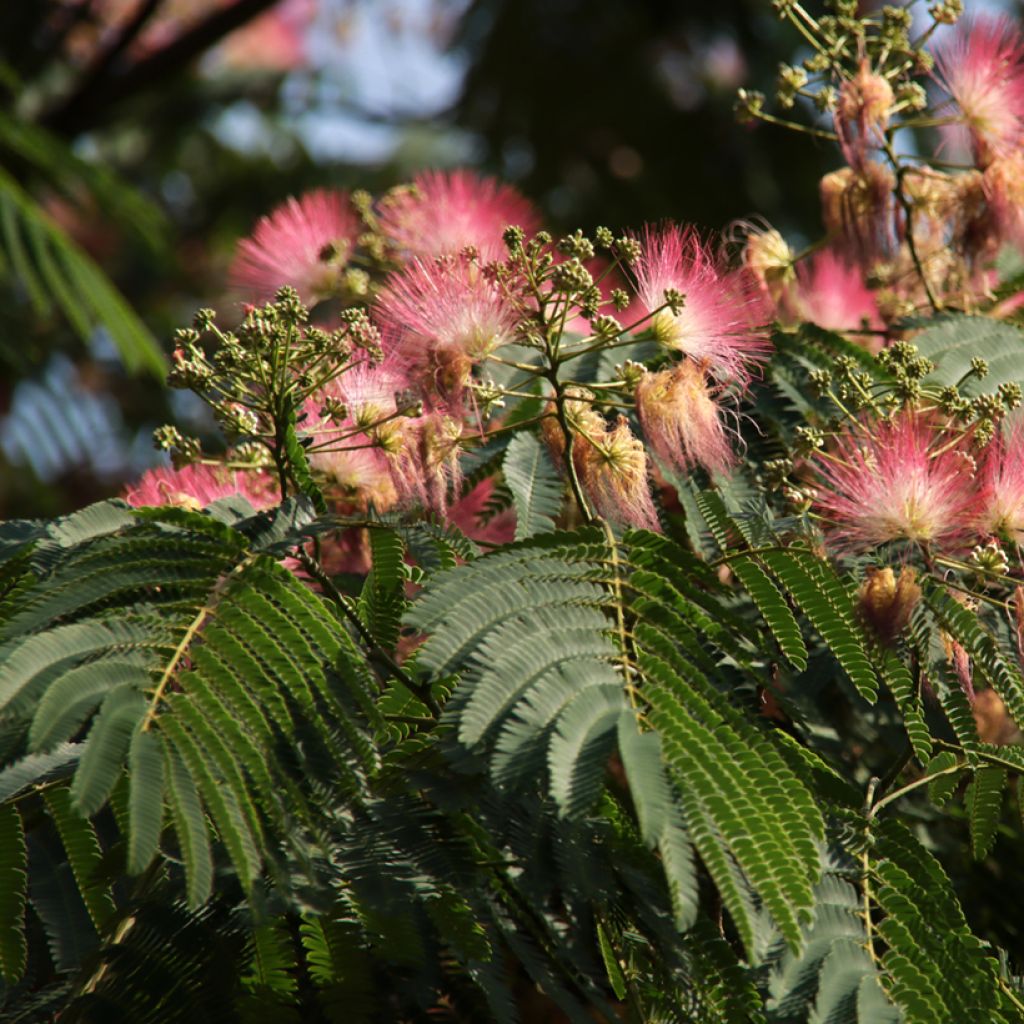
[
  {"xmin": 0, "ymin": 165, "xmax": 164, "ymax": 376},
  {"xmin": 502, "ymin": 432, "xmax": 563, "ymax": 539}
]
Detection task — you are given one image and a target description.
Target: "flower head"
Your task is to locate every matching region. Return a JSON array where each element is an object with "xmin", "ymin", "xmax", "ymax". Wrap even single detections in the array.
[
  {"xmin": 982, "ymin": 152, "xmax": 1024, "ymax": 251},
  {"xmin": 836, "ymin": 62, "xmax": 894, "ymax": 169},
  {"xmin": 634, "ymin": 360, "xmax": 735, "ymax": 477},
  {"xmin": 819, "ymin": 163, "xmax": 897, "ymax": 266},
  {"xmin": 576, "ymin": 416, "xmax": 659, "ymax": 531},
  {"xmin": 810, "ymin": 411, "xmax": 978, "ymax": 552},
  {"xmin": 377, "ymin": 169, "xmax": 539, "ymax": 262},
  {"xmin": 933, "ymin": 16, "xmax": 1024, "ymax": 167},
  {"xmin": 388, "ymin": 412, "xmax": 464, "ymax": 515},
  {"xmin": 375, "ymin": 254, "xmax": 519, "ymax": 405},
  {"xmin": 632, "ymin": 225, "xmax": 771, "ymax": 384},
  {"xmin": 123, "ymin": 463, "xmax": 278, "ymax": 511},
  {"xmin": 230, "ymin": 189, "xmax": 361, "ymax": 303},
  {"xmin": 973, "ymin": 423, "xmax": 1024, "ymax": 544},
  {"xmin": 785, "ymin": 249, "xmax": 882, "ymax": 339}
]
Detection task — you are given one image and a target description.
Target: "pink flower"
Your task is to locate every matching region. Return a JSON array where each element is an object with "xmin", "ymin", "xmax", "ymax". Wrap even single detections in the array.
[
  {"xmin": 123, "ymin": 463, "xmax": 279, "ymax": 511},
  {"xmin": 933, "ymin": 15, "xmax": 1024, "ymax": 166},
  {"xmin": 635, "ymin": 361, "xmax": 735, "ymax": 477},
  {"xmin": 973, "ymin": 425, "xmax": 1024, "ymax": 543},
  {"xmin": 375, "ymin": 254, "xmax": 519, "ymax": 405},
  {"xmin": 810, "ymin": 411, "xmax": 978, "ymax": 553},
  {"xmin": 576, "ymin": 416, "xmax": 660, "ymax": 531},
  {"xmin": 229, "ymin": 189, "xmax": 361, "ymax": 303},
  {"xmin": 631, "ymin": 225, "xmax": 771, "ymax": 384},
  {"xmin": 377, "ymin": 169, "xmax": 539, "ymax": 261},
  {"xmin": 785, "ymin": 249, "xmax": 883, "ymax": 340},
  {"xmin": 983, "ymin": 152, "xmax": 1024, "ymax": 251},
  {"xmin": 819, "ymin": 163, "xmax": 897, "ymax": 267},
  {"xmin": 448, "ymin": 477, "xmax": 517, "ymax": 547}
]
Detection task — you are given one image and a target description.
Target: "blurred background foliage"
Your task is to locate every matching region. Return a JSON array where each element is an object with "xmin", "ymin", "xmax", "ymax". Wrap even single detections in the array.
[{"xmin": 0, "ymin": 0, "xmax": 829, "ymax": 519}]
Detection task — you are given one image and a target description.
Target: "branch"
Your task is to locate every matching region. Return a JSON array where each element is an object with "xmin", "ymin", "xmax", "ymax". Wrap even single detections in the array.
[{"xmin": 43, "ymin": 0, "xmax": 280, "ymax": 136}]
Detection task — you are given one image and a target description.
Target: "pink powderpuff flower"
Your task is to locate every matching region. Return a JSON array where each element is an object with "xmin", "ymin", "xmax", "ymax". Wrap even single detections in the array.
[
  {"xmin": 377, "ymin": 169, "xmax": 540, "ymax": 262},
  {"xmin": 972, "ymin": 424, "xmax": 1024, "ymax": 544},
  {"xmin": 810, "ymin": 411, "xmax": 979, "ymax": 553},
  {"xmin": 785, "ymin": 249, "xmax": 883, "ymax": 342},
  {"xmin": 123, "ymin": 462, "xmax": 279, "ymax": 511},
  {"xmin": 576, "ymin": 415, "xmax": 660, "ymax": 531},
  {"xmin": 375, "ymin": 254, "xmax": 519, "ymax": 405},
  {"xmin": 634, "ymin": 360, "xmax": 735, "ymax": 477},
  {"xmin": 631, "ymin": 225, "xmax": 771, "ymax": 385},
  {"xmin": 933, "ymin": 15, "xmax": 1024, "ymax": 167},
  {"xmin": 819, "ymin": 163, "xmax": 897, "ymax": 267},
  {"xmin": 230, "ymin": 189, "xmax": 362, "ymax": 304}
]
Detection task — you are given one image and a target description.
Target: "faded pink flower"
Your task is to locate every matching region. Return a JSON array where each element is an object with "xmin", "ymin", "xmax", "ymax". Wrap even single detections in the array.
[
  {"xmin": 448, "ymin": 477, "xmax": 517, "ymax": 547},
  {"xmin": 836, "ymin": 62, "xmax": 894, "ymax": 170},
  {"xmin": 376, "ymin": 254, "xmax": 519, "ymax": 405},
  {"xmin": 933, "ymin": 15, "xmax": 1024, "ymax": 166},
  {"xmin": 213, "ymin": 0, "xmax": 312, "ymax": 71},
  {"xmin": 123, "ymin": 463, "xmax": 278, "ymax": 511},
  {"xmin": 785, "ymin": 249, "xmax": 883, "ymax": 340},
  {"xmin": 388, "ymin": 412, "xmax": 464, "ymax": 515},
  {"xmin": 377, "ymin": 169, "xmax": 539, "ymax": 261},
  {"xmin": 635, "ymin": 360, "xmax": 735, "ymax": 477},
  {"xmin": 230, "ymin": 189, "xmax": 361, "ymax": 303},
  {"xmin": 973, "ymin": 425, "xmax": 1024, "ymax": 544},
  {"xmin": 576, "ymin": 416, "xmax": 659, "ymax": 531},
  {"xmin": 632, "ymin": 225, "xmax": 771, "ymax": 384},
  {"xmin": 983, "ymin": 152, "xmax": 1024, "ymax": 251},
  {"xmin": 819, "ymin": 163, "xmax": 897, "ymax": 267},
  {"xmin": 810, "ymin": 411, "xmax": 978, "ymax": 553}
]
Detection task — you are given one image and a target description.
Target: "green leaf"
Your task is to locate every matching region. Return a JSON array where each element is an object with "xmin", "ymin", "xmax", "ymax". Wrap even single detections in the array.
[
  {"xmin": 596, "ymin": 920, "xmax": 628, "ymax": 1001},
  {"xmin": 0, "ymin": 804, "xmax": 27, "ymax": 982},
  {"xmin": 926, "ymin": 752, "xmax": 963, "ymax": 806},
  {"xmin": 730, "ymin": 555, "xmax": 808, "ymax": 670},
  {"xmin": 127, "ymin": 728, "xmax": 165, "ymax": 874},
  {"xmin": 503, "ymin": 432, "xmax": 562, "ymax": 539},
  {"xmin": 163, "ymin": 742, "xmax": 212, "ymax": 909},
  {"xmin": 70, "ymin": 685, "xmax": 147, "ymax": 816},
  {"xmin": 966, "ymin": 765, "xmax": 1006, "ymax": 860},
  {"xmin": 914, "ymin": 314, "xmax": 1024, "ymax": 396},
  {"xmin": 42, "ymin": 787, "xmax": 116, "ymax": 930}
]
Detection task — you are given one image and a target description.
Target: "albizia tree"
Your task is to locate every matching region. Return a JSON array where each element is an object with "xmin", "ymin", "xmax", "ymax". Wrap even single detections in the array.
[{"xmin": 8, "ymin": 3, "xmax": 1024, "ymax": 1022}]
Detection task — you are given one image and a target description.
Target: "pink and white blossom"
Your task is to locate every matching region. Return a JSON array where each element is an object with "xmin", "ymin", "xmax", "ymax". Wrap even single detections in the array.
[
  {"xmin": 229, "ymin": 189, "xmax": 361, "ymax": 303},
  {"xmin": 811, "ymin": 411, "xmax": 978, "ymax": 552},
  {"xmin": 933, "ymin": 15, "xmax": 1024, "ymax": 166},
  {"xmin": 785, "ymin": 249, "xmax": 883, "ymax": 341},
  {"xmin": 123, "ymin": 463, "xmax": 278, "ymax": 511},
  {"xmin": 632, "ymin": 225, "xmax": 771, "ymax": 384},
  {"xmin": 973, "ymin": 424, "xmax": 1024, "ymax": 544},
  {"xmin": 377, "ymin": 169, "xmax": 539, "ymax": 262}
]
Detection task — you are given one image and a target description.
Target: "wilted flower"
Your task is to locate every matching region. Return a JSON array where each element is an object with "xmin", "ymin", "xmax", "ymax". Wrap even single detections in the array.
[
  {"xmin": 576, "ymin": 415, "xmax": 659, "ymax": 531},
  {"xmin": 739, "ymin": 223, "xmax": 795, "ymax": 302},
  {"xmin": 123, "ymin": 462, "xmax": 278, "ymax": 511},
  {"xmin": 230, "ymin": 189, "xmax": 361, "ymax": 304},
  {"xmin": 836, "ymin": 62, "xmax": 894, "ymax": 169},
  {"xmin": 982, "ymin": 152, "xmax": 1024, "ymax": 251},
  {"xmin": 377, "ymin": 169, "xmax": 540, "ymax": 261},
  {"xmin": 933, "ymin": 15, "xmax": 1024, "ymax": 166},
  {"xmin": 857, "ymin": 566, "xmax": 922, "ymax": 644},
  {"xmin": 811, "ymin": 411, "xmax": 978, "ymax": 552},
  {"xmin": 389, "ymin": 412, "xmax": 464, "ymax": 515},
  {"xmin": 819, "ymin": 163, "xmax": 897, "ymax": 266},
  {"xmin": 632, "ymin": 225, "xmax": 771, "ymax": 384},
  {"xmin": 634, "ymin": 360, "xmax": 735, "ymax": 477}
]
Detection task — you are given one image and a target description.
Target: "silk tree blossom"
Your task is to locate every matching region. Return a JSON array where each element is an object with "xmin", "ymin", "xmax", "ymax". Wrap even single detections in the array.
[
  {"xmin": 982, "ymin": 153, "xmax": 1024, "ymax": 251},
  {"xmin": 230, "ymin": 189, "xmax": 362, "ymax": 304},
  {"xmin": 634, "ymin": 360, "xmax": 735, "ymax": 477},
  {"xmin": 375, "ymin": 254, "xmax": 519, "ymax": 404},
  {"xmin": 933, "ymin": 15, "xmax": 1024, "ymax": 166},
  {"xmin": 123, "ymin": 463, "xmax": 278, "ymax": 511},
  {"xmin": 377, "ymin": 169, "xmax": 540, "ymax": 262},
  {"xmin": 576, "ymin": 416, "xmax": 660, "ymax": 531},
  {"xmin": 632, "ymin": 225, "xmax": 771, "ymax": 384},
  {"xmin": 784, "ymin": 249, "xmax": 883, "ymax": 341},
  {"xmin": 819, "ymin": 163, "xmax": 897, "ymax": 266},
  {"xmin": 973, "ymin": 424, "xmax": 1024, "ymax": 544},
  {"xmin": 810, "ymin": 411, "xmax": 978, "ymax": 553}
]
